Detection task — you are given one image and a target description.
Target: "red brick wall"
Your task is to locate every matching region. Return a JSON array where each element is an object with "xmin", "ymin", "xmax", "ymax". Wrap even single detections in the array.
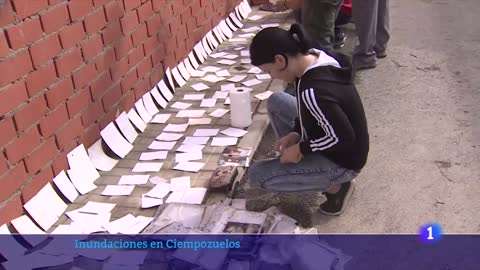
[{"xmin": 0, "ymin": 0, "xmax": 242, "ymax": 225}]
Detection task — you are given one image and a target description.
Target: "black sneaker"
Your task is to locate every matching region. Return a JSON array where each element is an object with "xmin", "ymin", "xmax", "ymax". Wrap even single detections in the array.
[
  {"xmin": 319, "ymin": 180, "xmax": 355, "ymax": 216},
  {"xmin": 334, "ymin": 27, "xmax": 346, "ymax": 49}
]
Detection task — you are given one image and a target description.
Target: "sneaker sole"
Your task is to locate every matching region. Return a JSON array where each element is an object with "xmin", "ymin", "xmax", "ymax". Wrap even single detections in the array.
[{"xmin": 319, "ymin": 180, "xmax": 356, "ymax": 216}]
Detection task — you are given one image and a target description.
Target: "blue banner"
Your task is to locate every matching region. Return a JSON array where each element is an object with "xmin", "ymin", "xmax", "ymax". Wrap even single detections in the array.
[{"xmin": 0, "ymin": 234, "xmax": 479, "ymax": 270}]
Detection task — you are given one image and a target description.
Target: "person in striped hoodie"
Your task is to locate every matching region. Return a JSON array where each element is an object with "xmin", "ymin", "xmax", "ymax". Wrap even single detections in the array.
[{"xmin": 248, "ymin": 24, "xmax": 369, "ymax": 215}]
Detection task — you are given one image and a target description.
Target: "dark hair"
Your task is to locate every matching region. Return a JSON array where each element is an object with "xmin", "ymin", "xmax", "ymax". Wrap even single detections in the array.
[{"xmin": 249, "ymin": 24, "xmax": 315, "ymax": 66}]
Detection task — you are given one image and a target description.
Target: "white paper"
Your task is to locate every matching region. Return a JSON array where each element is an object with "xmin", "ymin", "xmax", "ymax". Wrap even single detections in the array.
[
  {"xmin": 165, "ymin": 191, "xmax": 185, "ymax": 203},
  {"xmin": 248, "ymin": 15, "xmax": 263, "ymax": 21},
  {"xmin": 212, "ymin": 91, "xmax": 229, "ymax": 100},
  {"xmin": 190, "ymin": 69, "xmax": 207, "ymax": 77},
  {"xmin": 104, "ymin": 214, "xmax": 137, "ymax": 234},
  {"xmin": 221, "ymin": 83, "xmax": 236, "ymax": 92},
  {"xmin": 171, "ymin": 67, "xmax": 187, "ymax": 87},
  {"xmin": 151, "ymin": 114, "xmax": 171, "ymax": 124},
  {"xmin": 144, "ymin": 183, "xmax": 170, "ymax": 199},
  {"xmin": 165, "ymin": 67, "xmax": 176, "ymax": 91},
  {"xmin": 100, "ymin": 122, "xmax": 133, "ymax": 158},
  {"xmin": 209, "ymin": 108, "xmax": 229, "ymax": 117},
  {"xmin": 184, "ymin": 94, "xmax": 205, "ymax": 100},
  {"xmin": 118, "ymin": 175, "xmax": 150, "ymax": 185},
  {"xmin": 240, "ymin": 58, "xmax": 250, "ymax": 64},
  {"xmin": 221, "ymin": 127, "xmax": 248, "ymax": 137},
  {"xmin": 216, "ymin": 69, "xmax": 231, "ymax": 77},
  {"xmin": 202, "ymin": 37, "xmax": 213, "ymax": 54},
  {"xmin": 170, "ymin": 176, "xmax": 191, "ymax": 192},
  {"xmin": 261, "ymin": 23, "xmax": 280, "ymax": 28},
  {"xmin": 211, "ymin": 52, "xmax": 227, "ymax": 58},
  {"xmin": 156, "ymin": 132, "xmax": 184, "ymax": 141},
  {"xmin": 151, "ymin": 86, "xmax": 168, "ymax": 109},
  {"xmin": 230, "ymin": 12, "xmax": 243, "ymax": 27},
  {"xmin": 141, "ymin": 195, "xmax": 163, "ymax": 208},
  {"xmin": 200, "ymin": 98, "xmax": 217, "ymax": 108},
  {"xmin": 212, "ymin": 27, "xmax": 224, "ymax": 42},
  {"xmin": 182, "ymin": 188, "xmax": 208, "ymax": 204},
  {"xmin": 149, "ymin": 176, "xmax": 168, "ymax": 184},
  {"xmin": 164, "ymin": 123, "xmax": 189, "ymax": 132},
  {"xmin": 128, "ymin": 109, "xmax": 147, "ymax": 132},
  {"xmin": 193, "ymin": 43, "xmax": 206, "ymax": 62},
  {"xmin": 148, "ymin": 141, "xmax": 177, "ymax": 150},
  {"xmin": 188, "ymin": 52, "xmax": 200, "ymax": 69},
  {"xmin": 140, "ymin": 151, "xmax": 168, "ymax": 161},
  {"xmin": 135, "ymin": 100, "xmax": 152, "ymax": 123},
  {"xmin": 202, "ymin": 66, "xmax": 221, "ymax": 72},
  {"xmin": 241, "ymin": 50, "xmax": 250, "ymax": 57},
  {"xmin": 184, "ymin": 57, "xmax": 196, "ymax": 75},
  {"xmin": 255, "ymin": 90, "xmax": 274, "ymax": 100},
  {"xmin": 176, "ymin": 144, "xmax": 205, "ymax": 153},
  {"xmin": 217, "ymin": 59, "xmax": 236, "ymax": 65},
  {"xmin": 87, "ymin": 139, "xmax": 119, "ymax": 172},
  {"xmin": 157, "ymin": 80, "xmax": 174, "ymax": 101},
  {"xmin": 211, "ymin": 137, "xmax": 238, "ymax": 146},
  {"xmin": 193, "ymin": 128, "xmax": 219, "ymax": 137},
  {"xmin": 248, "ymin": 66, "xmax": 262, "ymax": 74},
  {"xmin": 78, "ymin": 201, "xmax": 116, "ymax": 214},
  {"xmin": 115, "ymin": 112, "xmax": 138, "ymax": 143},
  {"xmin": 242, "ymin": 78, "xmax": 263, "ymax": 86},
  {"xmin": 175, "ymin": 151, "xmax": 203, "ymax": 163},
  {"xmin": 188, "ymin": 118, "xmax": 211, "ymax": 125},
  {"xmin": 182, "ymin": 136, "xmax": 210, "ymax": 145},
  {"xmin": 67, "ymin": 144, "xmax": 100, "ymax": 181},
  {"xmin": 176, "ymin": 109, "xmax": 206, "ymax": 118},
  {"xmin": 173, "ymin": 162, "xmax": 205, "ymax": 173},
  {"xmin": 177, "ymin": 61, "xmax": 191, "ymax": 81},
  {"xmin": 222, "ymin": 54, "xmax": 239, "ymax": 60},
  {"xmin": 67, "ymin": 168, "xmax": 97, "ymax": 195},
  {"xmin": 228, "ymin": 75, "xmax": 247, "ymax": 82},
  {"xmin": 241, "ymin": 26, "xmax": 261, "ymax": 32},
  {"xmin": 101, "ymin": 185, "xmax": 134, "ymax": 196},
  {"xmin": 143, "ymin": 92, "xmax": 159, "ymax": 116},
  {"xmin": 170, "ymin": 101, "xmax": 192, "ymax": 110},
  {"xmin": 201, "ymin": 74, "xmax": 225, "ymax": 83},
  {"xmin": 191, "ymin": 83, "xmax": 209, "ymax": 91},
  {"xmin": 132, "ymin": 162, "xmax": 163, "ymax": 173},
  {"xmin": 256, "ymin": 73, "xmax": 271, "ymax": 80},
  {"xmin": 52, "ymin": 170, "xmax": 79, "ymax": 203},
  {"xmin": 224, "ymin": 97, "xmax": 231, "ymax": 105},
  {"xmin": 121, "ymin": 216, "xmax": 153, "ymax": 234},
  {"xmin": 229, "ymin": 38, "xmax": 247, "ymax": 42},
  {"xmin": 10, "ymin": 215, "xmax": 46, "ymax": 246},
  {"xmin": 219, "ymin": 21, "xmax": 233, "ymax": 38},
  {"xmin": 239, "ymin": 33, "xmax": 255, "ymax": 38},
  {"xmin": 24, "ymin": 183, "xmax": 67, "ymax": 231}
]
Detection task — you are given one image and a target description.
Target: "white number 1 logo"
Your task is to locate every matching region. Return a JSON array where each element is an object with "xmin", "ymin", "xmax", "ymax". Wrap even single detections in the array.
[{"xmin": 427, "ymin": 226, "xmax": 434, "ymax": 240}]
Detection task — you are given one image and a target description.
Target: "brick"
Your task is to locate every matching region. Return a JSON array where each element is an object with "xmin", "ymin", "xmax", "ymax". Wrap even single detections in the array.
[
  {"xmin": 13, "ymin": 96, "xmax": 48, "ymax": 133},
  {"xmin": 93, "ymin": 0, "xmax": 109, "ymax": 7},
  {"xmin": 172, "ymin": 1, "xmax": 184, "ymax": 16},
  {"xmin": 110, "ymin": 57, "xmax": 128, "ymax": 82},
  {"xmin": 102, "ymin": 83, "xmax": 122, "ymax": 111},
  {"xmin": 82, "ymin": 34, "xmax": 103, "ymax": 60},
  {"xmin": 168, "ymin": 16, "xmax": 181, "ymax": 35},
  {"xmin": 143, "ymin": 34, "xmax": 158, "ymax": 56},
  {"xmin": 5, "ymin": 128, "xmax": 41, "ymax": 164},
  {"xmin": 24, "ymin": 137, "xmax": 58, "ymax": 174},
  {"xmin": 0, "ymin": 154, "xmax": 7, "ymax": 177},
  {"xmin": 39, "ymin": 104, "xmax": 69, "ymax": 137},
  {"xmin": 49, "ymin": 0, "xmax": 64, "ymax": 5},
  {"xmin": 186, "ymin": 17, "xmax": 197, "ymax": 34},
  {"xmin": 0, "ymin": 51, "xmax": 33, "ymax": 88},
  {"xmin": 175, "ymin": 24, "xmax": 188, "ymax": 44},
  {"xmin": 0, "ymin": 163, "xmax": 27, "ymax": 202},
  {"xmin": 128, "ymin": 45, "xmax": 144, "ymax": 67},
  {"xmin": 120, "ymin": 69, "xmax": 137, "ymax": 93},
  {"xmin": 114, "ymin": 36, "xmax": 133, "ymax": 60},
  {"xmin": 152, "ymin": 0, "xmax": 166, "ymax": 12},
  {"xmin": 163, "ymin": 54, "xmax": 175, "ymax": 70},
  {"xmin": 0, "ymin": 0, "xmax": 15, "ymax": 28},
  {"xmin": 0, "ymin": 31, "xmax": 10, "ymax": 58},
  {"xmin": 0, "ymin": 117, "xmax": 17, "ymax": 148},
  {"xmin": 185, "ymin": 35, "xmax": 195, "ymax": 52},
  {"xmin": 149, "ymin": 63, "xmax": 164, "ymax": 87},
  {"xmin": 11, "ymin": 0, "xmax": 49, "ymax": 20},
  {"xmin": 120, "ymin": 10, "xmax": 138, "ymax": 34},
  {"xmin": 95, "ymin": 47, "xmax": 116, "ymax": 72},
  {"xmin": 25, "ymin": 63, "xmax": 57, "ymax": 97},
  {"xmin": 136, "ymin": 58, "xmax": 152, "ymax": 79},
  {"xmin": 66, "ymin": 88, "xmax": 91, "ymax": 118},
  {"xmin": 0, "ymin": 195, "xmax": 24, "ymax": 226},
  {"xmin": 5, "ymin": 18, "xmax": 43, "ymax": 50},
  {"xmin": 165, "ymin": 36, "xmax": 177, "ymax": 55},
  {"xmin": 137, "ymin": 1, "xmax": 153, "ymax": 22},
  {"xmin": 99, "ymin": 108, "xmax": 116, "ymax": 131},
  {"xmin": 72, "ymin": 64, "xmax": 97, "ymax": 89},
  {"xmin": 22, "ymin": 167, "xmax": 54, "ymax": 202},
  {"xmin": 132, "ymin": 23, "xmax": 148, "ymax": 47},
  {"xmin": 55, "ymin": 47, "xmax": 83, "ymax": 78},
  {"xmin": 0, "ymin": 81, "xmax": 29, "ymax": 116},
  {"xmin": 133, "ymin": 77, "xmax": 150, "ymax": 101},
  {"xmin": 83, "ymin": 8, "xmax": 107, "ymax": 35},
  {"xmin": 90, "ymin": 71, "xmax": 112, "ymax": 100},
  {"xmin": 29, "ymin": 34, "xmax": 62, "ymax": 68},
  {"xmin": 81, "ymin": 100, "xmax": 104, "ymax": 126},
  {"xmin": 150, "ymin": 46, "xmax": 165, "ymax": 66},
  {"xmin": 68, "ymin": 0, "xmax": 94, "ymax": 21},
  {"xmin": 123, "ymin": 0, "xmax": 141, "ymax": 11},
  {"xmin": 81, "ymin": 123, "xmax": 100, "ymax": 148},
  {"xmin": 45, "ymin": 78, "xmax": 74, "ymax": 109},
  {"xmin": 51, "ymin": 143, "xmax": 75, "ymax": 175},
  {"xmin": 146, "ymin": 16, "xmax": 161, "ymax": 37},
  {"xmin": 59, "ymin": 22, "xmax": 86, "ymax": 49},
  {"xmin": 101, "ymin": 21, "xmax": 121, "ymax": 46},
  {"xmin": 55, "ymin": 116, "xmax": 83, "ymax": 149},
  {"xmin": 40, "ymin": 3, "xmax": 70, "ymax": 34},
  {"xmin": 105, "ymin": 1, "xmax": 124, "ymax": 21},
  {"xmin": 119, "ymin": 91, "xmax": 135, "ymax": 112}
]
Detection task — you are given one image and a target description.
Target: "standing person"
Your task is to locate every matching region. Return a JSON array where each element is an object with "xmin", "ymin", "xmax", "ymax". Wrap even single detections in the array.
[
  {"xmin": 352, "ymin": 0, "xmax": 390, "ymax": 70},
  {"xmin": 248, "ymin": 24, "xmax": 369, "ymax": 215}
]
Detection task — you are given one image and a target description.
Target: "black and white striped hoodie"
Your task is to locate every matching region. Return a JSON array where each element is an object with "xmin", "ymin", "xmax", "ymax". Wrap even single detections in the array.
[{"xmin": 293, "ymin": 49, "xmax": 369, "ymax": 172}]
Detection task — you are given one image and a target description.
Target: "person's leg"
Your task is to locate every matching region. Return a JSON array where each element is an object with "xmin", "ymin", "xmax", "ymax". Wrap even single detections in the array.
[
  {"xmin": 352, "ymin": 0, "xmax": 379, "ymax": 68},
  {"xmin": 302, "ymin": 0, "xmax": 343, "ymax": 50},
  {"xmin": 374, "ymin": 0, "xmax": 390, "ymax": 58},
  {"xmin": 266, "ymin": 92, "xmax": 297, "ymax": 139}
]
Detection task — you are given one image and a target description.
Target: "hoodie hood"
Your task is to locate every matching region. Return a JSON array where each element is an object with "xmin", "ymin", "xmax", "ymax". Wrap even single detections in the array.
[{"xmin": 301, "ymin": 49, "xmax": 354, "ymax": 84}]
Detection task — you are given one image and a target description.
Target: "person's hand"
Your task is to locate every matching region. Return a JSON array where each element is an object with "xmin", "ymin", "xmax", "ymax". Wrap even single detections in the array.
[
  {"xmin": 280, "ymin": 143, "xmax": 303, "ymax": 164},
  {"xmin": 274, "ymin": 132, "xmax": 300, "ymax": 154}
]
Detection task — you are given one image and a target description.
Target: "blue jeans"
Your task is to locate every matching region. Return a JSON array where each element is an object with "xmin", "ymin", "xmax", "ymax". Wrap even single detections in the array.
[{"xmin": 248, "ymin": 92, "xmax": 358, "ymax": 192}]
